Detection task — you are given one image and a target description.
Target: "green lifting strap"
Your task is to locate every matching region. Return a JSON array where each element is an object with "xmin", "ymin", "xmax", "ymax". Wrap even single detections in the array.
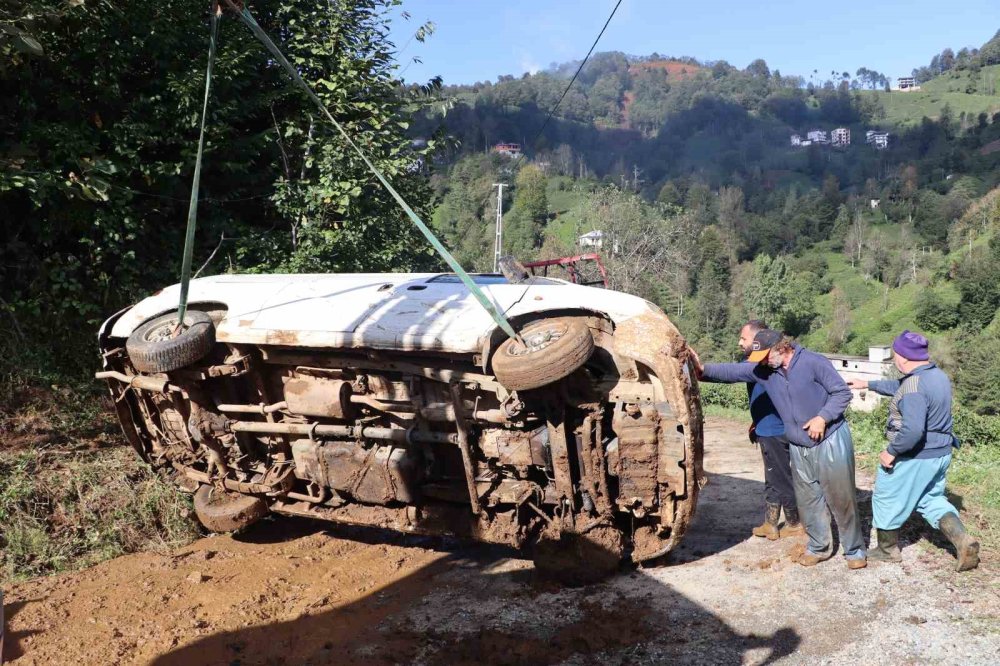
[
  {"xmin": 176, "ymin": 4, "xmax": 220, "ymax": 328},
  {"xmin": 227, "ymin": 2, "xmax": 521, "ymax": 342}
]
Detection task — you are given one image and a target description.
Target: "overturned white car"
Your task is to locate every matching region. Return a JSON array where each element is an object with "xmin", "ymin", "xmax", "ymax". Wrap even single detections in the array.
[{"xmin": 98, "ymin": 272, "xmax": 703, "ymax": 580}]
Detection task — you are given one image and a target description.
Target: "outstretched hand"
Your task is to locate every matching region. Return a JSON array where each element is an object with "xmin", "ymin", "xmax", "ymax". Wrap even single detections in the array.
[
  {"xmin": 685, "ymin": 346, "xmax": 704, "ymax": 377},
  {"xmin": 847, "ymin": 378, "xmax": 868, "ymax": 390}
]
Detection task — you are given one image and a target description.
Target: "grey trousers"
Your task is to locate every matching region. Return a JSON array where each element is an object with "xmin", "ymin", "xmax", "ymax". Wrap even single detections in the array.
[{"xmin": 789, "ymin": 425, "xmax": 866, "ymax": 559}]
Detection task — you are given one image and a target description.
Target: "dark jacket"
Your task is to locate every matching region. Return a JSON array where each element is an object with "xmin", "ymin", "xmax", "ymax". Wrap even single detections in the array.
[
  {"xmin": 869, "ymin": 362, "xmax": 957, "ymax": 459},
  {"xmin": 702, "ymin": 344, "xmax": 852, "ymax": 448},
  {"xmin": 749, "ymin": 380, "xmax": 784, "ymax": 436}
]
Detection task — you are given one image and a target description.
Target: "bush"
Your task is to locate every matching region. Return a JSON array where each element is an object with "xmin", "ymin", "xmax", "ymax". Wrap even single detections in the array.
[
  {"xmin": 953, "ymin": 404, "xmax": 1000, "ymax": 448},
  {"xmin": 915, "ymin": 290, "xmax": 959, "ymax": 332},
  {"xmin": 699, "ymin": 382, "xmax": 749, "ymax": 410}
]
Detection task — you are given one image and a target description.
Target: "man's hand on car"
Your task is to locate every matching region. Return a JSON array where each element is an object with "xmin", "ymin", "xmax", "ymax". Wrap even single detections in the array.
[
  {"xmin": 685, "ymin": 346, "xmax": 704, "ymax": 377},
  {"xmin": 847, "ymin": 378, "xmax": 868, "ymax": 390},
  {"xmin": 803, "ymin": 415, "xmax": 826, "ymax": 441}
]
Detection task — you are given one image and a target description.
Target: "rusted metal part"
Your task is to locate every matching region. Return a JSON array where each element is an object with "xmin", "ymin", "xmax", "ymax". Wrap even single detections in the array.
[
  {"xmin": 283, "ymin": 376, "xmax": 354, "ymax": 419},
  {"xmin": 478, "ymin": 426, "xmax": 548, "ymax": 468},
  {"xmin": 95, "ymin": 370, "xmax": 175, "ymax": 393},
  {"xmin": 177, "ymin": 462, "xmax": 294, "ymax": 495},
  {"xmin": 267, "ymin": 499, "xmax": 532, "ymax": 550},
  {"xmin": 259, "ymin": 350, "xmax": 502, "ymax": 391},
  {"xmin": 545, "ymin": 400, "xmax": 575, "ymax": 510},
  {"xmin": 612, "ymin": 310, "xmax": 705, "ymax": 561},
  {"xmin": 613, "ymin": 406, "xmax": 660, "ymax": 514},
  {"xmin": 216, "ymin": 401, "xmax": 288, "ymax": 414},
  {"xmin": 450, "ymin": 384, "xmax": 483, "ymax": 515},
  {"xmin": 226, "ymin": 419, "xmax": 458, "ymax": 444},
  {"xmin": 321, "ymin": 441, "xmax": 421, "ymax": 504},
  {"xmin": 580, "ymin": 411, "xmax": 614, "ymax": 517}
]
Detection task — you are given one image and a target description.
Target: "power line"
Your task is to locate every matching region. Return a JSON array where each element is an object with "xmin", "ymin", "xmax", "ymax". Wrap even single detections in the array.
[
  {"xmin": 507, "ymin": 0, "xmax": 624, "ymax": 175},
  {"xmin": 473, "ymin": 0, "xmax": 624, "ymax": 215}
]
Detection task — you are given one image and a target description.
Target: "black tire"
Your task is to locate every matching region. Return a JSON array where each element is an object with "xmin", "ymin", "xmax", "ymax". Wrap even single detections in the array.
[
  {"xmin": 193, "ymin": 484, "xmax": 269, "ymax": 533},
  {"xmin": 126, "ymin": 310, "xmax": 215, "ymax": 373},
  {"xmin": 492, "ymin": 317, "xmax": 594, "ymax": 391}
]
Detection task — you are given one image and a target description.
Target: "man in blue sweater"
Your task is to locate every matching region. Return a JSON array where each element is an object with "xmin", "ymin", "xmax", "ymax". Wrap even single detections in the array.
[
  {"xmin": 848, "ymin": 331, "xmax": 979, "ymax": 571},
  {"xmin": 689, "ymin": 330, "xmax": 867, "ymax": 569},
  {"xmin": 739, "ymin": 320, "xmax": 802, "ymax": 540}
]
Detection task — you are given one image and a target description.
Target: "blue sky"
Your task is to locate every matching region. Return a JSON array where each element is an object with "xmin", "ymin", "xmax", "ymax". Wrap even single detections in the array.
[{"xmin": 389, "ymin": 0, "xmax": 998, "ymax": 85}]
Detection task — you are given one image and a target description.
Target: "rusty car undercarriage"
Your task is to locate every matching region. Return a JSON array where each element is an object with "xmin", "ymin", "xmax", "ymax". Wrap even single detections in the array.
[{"xmin": 98, "ymin": 284, "xmax": 704, "ymax": 581}]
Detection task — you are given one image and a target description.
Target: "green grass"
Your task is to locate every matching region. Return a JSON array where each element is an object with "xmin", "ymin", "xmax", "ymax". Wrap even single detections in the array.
[
  {"xmin": 868, "ymin": 88, "xmax": 1000, "ymax": 128},
  {"xmin": 0, "ymin": 447, "xmax": 200, "ymax": 583},
  {"xmin": 919, "ymin": 65, "xmax": 1000, "ymax": 96}
]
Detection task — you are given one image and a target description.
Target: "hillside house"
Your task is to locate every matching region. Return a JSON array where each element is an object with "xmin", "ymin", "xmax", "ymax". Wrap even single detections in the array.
[
  {"xmin": 866, "ymin": 130, "xmax": 890, "ymax": 150},
  {"xmin": 831, "ymin": 127, "xmax": 850, "ymax": 146},
  {"xmin": 578, "ymin": 230, "xmax": 604, "ymax": 248},
  {"xmin": 492, "ymin": 142, "xmax": 522, "ymax": 159},
  {"xmin": 895, "ymin": 76, "xmax": 920, "ymax": 91},
  {"xmin": 822, "ymin": 345, "xmax": 894, "ymax": 412},
  {"xmin": 790, "ymin": 134, "xmax": 803, "ymax": 146},
  {"xmin": 807, "ymin": 130, "xmax": 829, "ymax": 144}
]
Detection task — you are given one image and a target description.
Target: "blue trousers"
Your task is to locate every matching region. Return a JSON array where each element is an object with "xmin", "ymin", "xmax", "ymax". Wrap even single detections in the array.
[
  {"xmin": 789, "ymin": 425, "xmax": 866, "ymax": 560},
  {"xmin": 872, "ymin": 454, "xmax": 958, "ymax": 530}
]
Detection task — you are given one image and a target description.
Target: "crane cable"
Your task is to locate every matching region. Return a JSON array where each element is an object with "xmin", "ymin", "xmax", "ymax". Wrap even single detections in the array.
[
  {"xmin": 176, "ymin": 0, "xmax": 520, "ymax": 342},
  {"xmin": 174, "ymin": 2, "xmax": 220, "ymax": 331}
]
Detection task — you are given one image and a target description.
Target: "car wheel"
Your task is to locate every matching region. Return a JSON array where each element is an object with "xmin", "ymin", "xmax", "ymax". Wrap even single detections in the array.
[
  {"xmin": 193, "ymin": 484, "xmax": 269, "ymax": 533},
  {"xmin": 126, "ymin": 310, "xmax": 215, "ymax": 373},
  {"xmin": 492, "ymin": 317, "xmax": 594, "ymax": 391}
]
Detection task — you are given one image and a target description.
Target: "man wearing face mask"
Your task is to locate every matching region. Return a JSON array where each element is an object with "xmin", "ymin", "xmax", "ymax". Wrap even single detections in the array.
[
  {"xmin": 688, "ymin": 330, "xmax": 866, "ymax": 569},
  {"xmin": 848, "ymin": 331, "xmax": 979, "ymax": 571},
  {"xmin": 738, "ymin": 320, "xmax": 802, "ymax": 540}
]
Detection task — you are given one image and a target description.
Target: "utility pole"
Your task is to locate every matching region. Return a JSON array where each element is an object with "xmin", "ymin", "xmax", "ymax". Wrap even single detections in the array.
[{"xmin": 492, "ymin": 183, "xmax": 505, "ymax": 273}]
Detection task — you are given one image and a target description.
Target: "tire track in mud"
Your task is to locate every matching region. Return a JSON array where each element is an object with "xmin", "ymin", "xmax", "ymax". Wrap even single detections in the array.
[{"xmin": 4, "ymin": 418, "xmax": 998, "ymax": 665}]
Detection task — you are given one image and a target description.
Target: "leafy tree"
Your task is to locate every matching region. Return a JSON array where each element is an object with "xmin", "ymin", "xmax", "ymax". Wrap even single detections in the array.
[
  {"xmin": 1, "ymin": 0, "xmax": 438, "ymax": 336},
  {"xmin": 695, "ymin": 228, "xmax": 732, "ymax": 346},
  {"xmin": 956, "ymin": 328, "xmax": 1000, "ymax": 416},
  {"xmin": 955, "ymin": 236, "xmax": 1000, "ymax": 330},
  {"xmin": 503, "ymin": 164, "xmax": 548, "ymax": 258},
  {"xmin": 916, "ymin": 290, "xmax": 959, "ymax": 332}
]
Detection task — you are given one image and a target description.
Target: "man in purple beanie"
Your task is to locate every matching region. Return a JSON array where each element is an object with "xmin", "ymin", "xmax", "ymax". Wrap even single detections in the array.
[{"xmin": 848, "ymin": 330, "xmax": 980, "ymax": 571}]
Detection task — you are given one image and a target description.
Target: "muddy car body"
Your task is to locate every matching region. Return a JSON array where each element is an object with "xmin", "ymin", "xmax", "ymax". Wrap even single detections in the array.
[{"xmin": 98, "ymin": 273, "xmax": 703, "ymax": 577}]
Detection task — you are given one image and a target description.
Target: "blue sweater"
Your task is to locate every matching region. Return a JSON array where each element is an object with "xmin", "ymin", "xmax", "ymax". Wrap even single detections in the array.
[
  {"xmin": 749, "ymin": 380, "xmax": 785, "ymax": 436},
  {"xmin": 703, "ymin": 345, "xmax": 852, "ymax": 448},
  {"xmin": 869, "ymin": 362, "xmax": 957, "ymax": 459}
]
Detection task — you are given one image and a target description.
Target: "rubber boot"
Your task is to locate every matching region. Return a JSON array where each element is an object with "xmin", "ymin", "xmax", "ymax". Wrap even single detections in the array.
[
  {"xmin": 779, "ymin": 506, "xmax": 805, "ymax": 538},
  {"xmin": 868, "ymin": 529, "xmax": 902, "ymax": 563},
  {"xmin": 938, "ymin": 513, "xmax": 980, "ymax": 572},
  {"xmin": 868, "ymin": 528, "xmax": 903, "ymax": 562},
  {"xmin": 752, "ymin": 503, "xmax": 781, "ymax": 540}
]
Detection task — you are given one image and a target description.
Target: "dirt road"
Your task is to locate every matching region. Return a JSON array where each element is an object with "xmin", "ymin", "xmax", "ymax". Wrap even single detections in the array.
[{"xmin": 4, "ymin": 418, "xmax": 998, "ymax": 665}]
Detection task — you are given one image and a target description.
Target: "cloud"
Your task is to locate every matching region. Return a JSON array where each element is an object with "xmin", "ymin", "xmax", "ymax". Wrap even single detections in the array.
[{"xmin": 519, "ymin": 53, "xmax": 541, "ymax": 75}]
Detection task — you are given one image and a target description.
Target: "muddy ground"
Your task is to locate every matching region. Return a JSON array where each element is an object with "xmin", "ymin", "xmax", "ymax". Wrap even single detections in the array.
[{"xmin": 4, "ymin": 418, "xmax": 998, "ymax": 665}]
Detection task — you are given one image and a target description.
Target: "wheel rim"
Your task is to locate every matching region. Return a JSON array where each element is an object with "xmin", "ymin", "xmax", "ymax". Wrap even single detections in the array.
[
  {"xmin": 505, "ymin": 322, "xmax": 568, "ymax": 357},
  {"xmin": 143, "ymin": 319, "xmax": 181, "ymax": 343}
]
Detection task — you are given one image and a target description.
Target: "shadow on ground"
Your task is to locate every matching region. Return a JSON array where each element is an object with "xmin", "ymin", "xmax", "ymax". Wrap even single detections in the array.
[
  {"xmin": 150, "ymin": 544, "xmax": 800, "ymax": 666},
  {"xmin": 148, "ymin": 468, "xmax": 800, "ymax": 666}
]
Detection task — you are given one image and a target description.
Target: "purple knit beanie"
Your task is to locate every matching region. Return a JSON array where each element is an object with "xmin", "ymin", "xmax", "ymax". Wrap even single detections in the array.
[{"xmin": 892, "ymin": 330, "xmax": 929, "ymax": 361}]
